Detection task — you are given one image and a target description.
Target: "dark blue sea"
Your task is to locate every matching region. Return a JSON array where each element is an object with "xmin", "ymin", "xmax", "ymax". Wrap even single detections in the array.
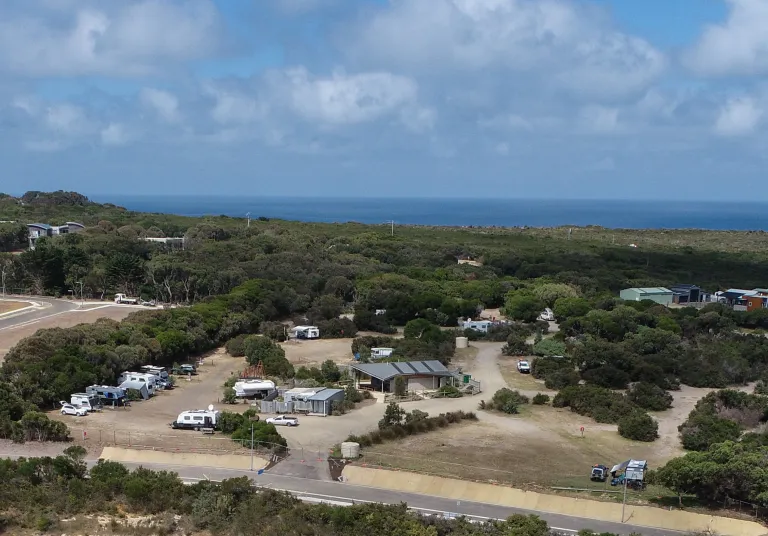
[{"xmin": 97, "ymin": 196, "xmax": 768, "ymax": 231}]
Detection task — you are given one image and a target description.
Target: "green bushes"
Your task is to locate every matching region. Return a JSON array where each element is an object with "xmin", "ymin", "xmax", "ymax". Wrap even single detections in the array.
[
  {"xmin": 626, "ymin": 382, "xmax": 673, "ymax": 411},
  {"xmin": 436, "ymin": 385, "xmax": 463, "ymax": 398},
  {"xmin": 618, "ymin": 411, "xmax": 659, "ymax": 442},
  {"xmin": 225, "ymin": 334, "xmax": 248, "ymax": 357},
  {"xmin": 351, "ymin": 404, "xmax": 477, "ymax": 446},
  {"xmin": 677, "ymin": 390, "xmax": 768, "ymax": 451},
  {"xmin": 532, "ymin": 393, "xmax": 550, "ymax": 405},
  {"xmin": 243, "ymin": 336, "xmax": 294, "ymax": 378},
  {"xmin": 544, "ymin": 369, "xmax": 580, "ymax": 390},
  {"xmin": 502, "ymin": 334, "xmax": 531, "ymax": 356},
  {"xmin": 553, "ymin": 385, "xmax": 636, "ymax": 424},
  {"xmin": 482, "ymin": 388, "xmax": 530, "ymax": 414},
  {"xmin": 217, "ymin": 411, "xmax": 287, "ymax": 452}
]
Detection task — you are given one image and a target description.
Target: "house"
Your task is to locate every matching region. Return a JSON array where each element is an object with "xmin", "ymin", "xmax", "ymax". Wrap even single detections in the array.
[
  {"xmin": 462, "ymin": 319, "xmax": 493, "ymax": 333},
  {"xmin": 27, "ymin": 222, "xmax": 85, "ymax": 249},
  {"xmin": 292, "ymin": 325, "xmax": 320, "ymax": 339},
  {"xmin": 619, "ymin": 287, "xmax": 673, "ymax": 306},
  {"xmin": 349, "ymin": 360, "xmax": 455, "ymax": 393},
  {"xmin": 306, "ymin": 388, "xmax": 345, "ymax": 415},
  {"xmin": 143, "ymin": 237, "xmax": 185, "ymax": 248},
  {"xmin": 668, "ymin": 284, "xmax": 703, "ymax": 304},
  {"xmin": 717, "ymin": 289, "xmax": 758, "ymax": 309},
  {"xmin": 283, "ymin": 387, "xmax": 326, "ymax": 402}
]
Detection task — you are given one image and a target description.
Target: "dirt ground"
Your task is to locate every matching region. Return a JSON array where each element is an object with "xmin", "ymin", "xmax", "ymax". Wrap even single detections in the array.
[
  {"xmin": 280, "ymin": 338, "xmax": 356, "ymax": 366},
  {"xmin": 497, "ymin": 356, "xmax": 557, "ymax": 393},
  {"xmin": 0, "ymin": 300, "xmax": 28, "ymax": 314},
  {"xmin": 0, "ymin": 306, "xmax": 136, "ymax": 362},
  {"xmin": 52, "ymin": 348, "xmax": 249, "ymax": 452}
]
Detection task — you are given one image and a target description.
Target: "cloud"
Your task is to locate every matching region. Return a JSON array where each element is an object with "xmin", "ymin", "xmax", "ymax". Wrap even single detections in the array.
[
  {"xmin": 140, "ymin": 88, "xmax": 181, "ymax": 123},
  {"xmin": 0, "ymin": 0, "xmax": 225, "ymax": 77},
  {"xmin": 685, "ymin": 0, "xmax": 768, "ymax": 76},
  {"xmin": 714, "ymin": 97, "xmax": 763, "ymax": 136},
  {"xmin": 267, "ymin": 67, "xmax": 420, "ymax": 125},
  {"xmin": 100, "ymin": 123, "xmax": 133, "ymax": 146},
  {"xmin": 343, "ymin": 0, "xmax": 665, "ymax": 100},
  {"xmin": 273, "ymin": 0, "xmax": 337, "ymax": 14}
]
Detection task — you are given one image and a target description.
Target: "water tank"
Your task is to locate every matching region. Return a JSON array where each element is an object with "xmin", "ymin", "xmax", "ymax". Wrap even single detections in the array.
[
  {"xmin": 340, "ymin": 441, "xmax": 360, "ymax": 459},
  {"xmin": 455, "ymin": 336, "xmax": 469, "ymax": 349}
]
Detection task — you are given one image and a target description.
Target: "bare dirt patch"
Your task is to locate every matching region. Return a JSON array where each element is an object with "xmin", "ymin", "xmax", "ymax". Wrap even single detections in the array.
[
  {"xmin": 281, "ymin": 338, "xmax": 355, "ymax": 366},
  {"xmin": 452, "ymin": 346, "xmax": 479, "ymax": 370},
  {"xmin": 0, "ymin": 306, "xmax": 135, "ymax": 362},
  {"xmin": 0, "ymin": 300, "xmax": 28, "ymax": 314},
  {"xmin": 52, "ymin": 348, "xmax": 251, "ymax": 452}
]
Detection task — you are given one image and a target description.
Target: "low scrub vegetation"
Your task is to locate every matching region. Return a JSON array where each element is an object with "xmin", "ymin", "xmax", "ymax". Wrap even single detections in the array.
[
  {"xmin": 346, "ymin": 403, "xmax": 477, "ymax": 447},
  {"xmin": 216, "ymin": 410, "xmax": 287, "ymax": 451},
  {"xmin": 532, "ymin": 393, "xmax": 550, "ymax": 405},
  {"xmin": 678, "ymin": 390, "xmax": 768, "ymax": 451},
  {"xmin": 480, "ymin": 388, "xmax": 530, "ymax": 414}
]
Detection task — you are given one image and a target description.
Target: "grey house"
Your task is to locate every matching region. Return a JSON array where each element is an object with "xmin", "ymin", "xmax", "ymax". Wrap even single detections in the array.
[
  {"xmin": 27, "ymin": 222, "xmax": 85, "ymax": 249},
  {"xmin": 307, "ymin": 388, "xmax": 345, "ymax": 415},
  {"xmin": 349, "ymin": 360, "xmax": 454, "ymax": 393}
]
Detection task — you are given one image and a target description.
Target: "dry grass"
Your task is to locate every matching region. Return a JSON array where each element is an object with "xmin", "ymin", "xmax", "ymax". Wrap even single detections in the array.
[
  {"xmin": 280, "ymin": 338, "xmax": 356, "ymax": 366},
  {"xmin": 497, "ymin": 356, "xmax": 556, "ymax": 393},
  {"xmin": 452, "ymin": 346, "xmax": 479, "ymax": 370},
  {"xmin": 0, "ymin": 300, "xmax": 28, "ymax": 314}
]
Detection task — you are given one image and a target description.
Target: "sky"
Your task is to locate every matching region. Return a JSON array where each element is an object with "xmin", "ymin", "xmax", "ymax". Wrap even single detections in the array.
[{"xmin": 0, "ymin": 0, "xmax": 767, "ymax": 200}]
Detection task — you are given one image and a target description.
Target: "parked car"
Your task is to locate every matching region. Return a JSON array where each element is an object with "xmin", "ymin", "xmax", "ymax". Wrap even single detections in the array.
[
  {"xmin": 60, "ymin": 402, "xmax": 88, "ymax": 417},
  {"xmin": 266, "ymin": 415, "xmax": 299, "ymax": 427},
  {"xmin": 517, "ymin": 360, "xmax": 531, "ymax": 373},
  {"xmin": 172, "ymin": 364, "xmax": 197, "ymax": 375}
]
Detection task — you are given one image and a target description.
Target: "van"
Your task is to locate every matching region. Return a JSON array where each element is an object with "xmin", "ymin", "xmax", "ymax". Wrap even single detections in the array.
[{"xmin": 71, "ymin": 393, "xmax": 101, "ymax": 412}]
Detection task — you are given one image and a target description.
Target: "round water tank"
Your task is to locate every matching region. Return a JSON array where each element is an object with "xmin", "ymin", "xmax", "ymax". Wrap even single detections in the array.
[
  {"xmin": 340, "ymin": 441, "xmax": 360, "ymax": 459},
  {"xmin": 455, "ymin": 336, "xmax": 469, "ymax": 349}
]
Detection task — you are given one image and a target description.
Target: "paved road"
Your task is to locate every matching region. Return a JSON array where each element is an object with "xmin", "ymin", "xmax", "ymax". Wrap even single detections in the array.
[
  {"xmin": 88, "ymin": 459, "xmax": 678, "ymax": 536},
  {"xmin": 0, "ymin": 297, "xmax": 78, "ymax": 332}
]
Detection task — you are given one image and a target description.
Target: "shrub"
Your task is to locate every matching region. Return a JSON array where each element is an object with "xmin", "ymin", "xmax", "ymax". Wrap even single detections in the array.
[
  {"xmin": 755, "ymin": 380, "xmax": 768, "ymax": 395},
  {"xmin": 582, "ymin": 366, "xmax": 631, "ymax": 389},
  {"xmin": 485, "ymin": 388, "xmax": 529, "ymax": 414},
  {"xmin": 259, "ymin": 321, "xmax": 287, "ymax": 342},
  {"xmin": 317, "ymin": 318, "xmax": 358, "ymax": 339},
  {"xmin": 222, "ymin": 387, "xmax": 237, "ymax": 404},
  {"xmin": 552, "ymin": 385, "xmax": 636, "ymax": 424},
  {"xmin": 544, "ymin": 370, "xmax": 580, "ymax": 390},
  {"xmin": 225, "ymin": 334, "xmax": 248, "ymax": 357},
  {"xmin": 679, "ymin": 414, "xmax": 743, "ymax": 451},
  {"xmin": 626, "ymin": 382, "xmax": 673, "ymax": 411},
  {"xmin": 532, "ymin": 393, "xmax": 550, "ymax": 405},
  {"xmin": 618, "ymin": 411, "xmax": 659, "ymax": 442},
  {"xmin": 531, "ymin": 356, "xmax": 572, "ymax": 379},
  {"xmin": 394, "ymin": 376, "xmax": 407, "ymax": 397},
  {"xmin": 502, "ymin": 335, "xmax": 531, "ymax": 356},
  {"xmin": 436, "ymin": 385, "xmax": 462, "ymax": 398},
  {"xmin": 533, "ymin": 339, "xmax": 567, "ymax": 357}
]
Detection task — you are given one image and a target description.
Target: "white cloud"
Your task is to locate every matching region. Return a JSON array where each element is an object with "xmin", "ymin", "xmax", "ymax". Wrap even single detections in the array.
[
  {"xmin": 579, "ymin": 105, "xmax": 620, "ymax": 133},
  {"xmin": 714, "ymin": 97, "xmax": 763, "ymax": 136},
  {"xmin": 685, "ymin": 0, "xmax": 768, "ymax": 76},
  {"xmin": 100, "ymin": 123, "xmax": 131, "ymax": 146},
  {"xmin": 140, "ymin": 88, "xmax": 180, "ymax": 123},
  {"xmin": 0, "ymin": 0, "xmax": 224, "ymax": 77},
  {"xmin": 344, "ymin": 0, "xmax": 665, "ymax": 99},
  {"xmin": 44, "ymin": 104, "xmax": 91, "ymax": 135},
  {"xmin": 270, "ymin": 67, "xmax": 419, "ymax": 125},
  {"xmin": 204, "ymin": 84, "xmax": 267, "ymax": 125}
]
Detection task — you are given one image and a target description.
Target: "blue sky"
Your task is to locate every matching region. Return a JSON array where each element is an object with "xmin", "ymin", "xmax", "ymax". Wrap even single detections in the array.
[{"xmin": 0, "ymin": 0, "xmax": 766, "ymax": 200}]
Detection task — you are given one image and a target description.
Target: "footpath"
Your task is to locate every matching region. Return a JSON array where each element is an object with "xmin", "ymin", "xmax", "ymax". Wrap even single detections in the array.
[{"xmin": 343, "ymin": 466, "xmax": 766, "ymax": 536}]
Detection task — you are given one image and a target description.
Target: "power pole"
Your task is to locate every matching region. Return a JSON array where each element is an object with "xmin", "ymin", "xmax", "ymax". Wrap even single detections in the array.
[
  {"xmin": 246, "ymin": 212, "xmax": 251, "ymax": 228},
  {"xmin": 621, "ymin": 475, "xmax": 628, "ymax": 522},
  {"xmin": 384, "ymin": 220, "xmax": 394, "ymax": 236},
  {"xmin": 76, "ymin": 281, "xmax": 84, "ymax": 306},
  {"xmin": 1, "ymin": 261, "xmax": 7, "ymax": 297},
  {"xmin": 250, "ymin": 421, "xmax": 255, "ymax": 471}
]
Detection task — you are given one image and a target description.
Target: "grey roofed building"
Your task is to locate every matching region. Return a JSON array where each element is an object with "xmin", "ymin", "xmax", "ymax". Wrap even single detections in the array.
[
  {"xmin": 349, "ymin": 360, "xmax": 454, "ymax": 393},
  {"xmin": 307, "ymin": 388, "xmax": 345, "ymax": 415},
  {"xmin": 349, "ymin": 360, "xmax": 452, "ymax": 381}
]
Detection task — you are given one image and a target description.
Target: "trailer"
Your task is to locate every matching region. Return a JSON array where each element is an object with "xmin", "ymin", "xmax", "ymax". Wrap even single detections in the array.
[{"xmin": 171, "ymin": 405, "xmax": 221, "ymax": 431}]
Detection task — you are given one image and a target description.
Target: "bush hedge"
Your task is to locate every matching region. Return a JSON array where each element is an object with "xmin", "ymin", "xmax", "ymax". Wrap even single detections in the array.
[
  {"xmin": 347, "ymin": 407, "xmax": 477, "ymax": 447},
  {"xmin": 482, "ymin": 388, "xmax": 530, "ymax": 414},
  {"xmin": 618, "ymin": 411, "xmax": 659, "ymax": 442}
]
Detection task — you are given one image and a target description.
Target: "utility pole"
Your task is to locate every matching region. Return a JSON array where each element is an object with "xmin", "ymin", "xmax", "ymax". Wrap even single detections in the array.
[
  {"xmin": 621, "ymin": 475, "xmax": 628, "ymax": 522},
  {"xmin": 1, "ymin": 261, "xmax": 7, "ymax": 297},
  {"xmin": 250, "ymin": 421, "xmax": 255, "ymax": 471},
  {"xmin": 384, "ymin": 220, "xmax": 394, "ymax": 236},
  {"xmin": 246, "ymin": 212, "xmax": 251, "ymax": 228},
  {"xmin": 76, "ymin": 281, "xmax": 84, "ymax": 306}
]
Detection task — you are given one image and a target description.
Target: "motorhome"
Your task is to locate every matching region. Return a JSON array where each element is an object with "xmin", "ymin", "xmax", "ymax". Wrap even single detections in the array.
[
  {"xmin": 70, "ymin": 393, "xmax": 101, "ymax": 411},
  {"xmin": 171, "ymin": 407, "xmax": 220, "ymax": 430},
  {"xmin": 292, "ymin": 325, "xmax": 320, "ymax": 339},
  {"xmin": 141, "ymin": 365, "xmax": 169, "ymax": 380}
]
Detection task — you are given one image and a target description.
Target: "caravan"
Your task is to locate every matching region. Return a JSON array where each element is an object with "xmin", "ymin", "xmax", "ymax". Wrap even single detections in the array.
[
  {"xmin": 118, "ymin": 371, "xmax": 160, "ymax": 396},
  {"xmin": 171, "ymin": 406, "xmax": 220, "ymax": 430},
  {"xmin": 71, "ymin": 393, "xmax": 102, "ymax": 412}
]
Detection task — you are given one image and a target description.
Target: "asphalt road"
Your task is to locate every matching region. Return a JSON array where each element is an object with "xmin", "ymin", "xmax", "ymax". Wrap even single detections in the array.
[
  {"xmin": 0, "ymin": 297, "xmax": 78, "ymax": 332},
  {"xmin": 96, "ymin": 459, "xmax": 681, "ymax": 536}
]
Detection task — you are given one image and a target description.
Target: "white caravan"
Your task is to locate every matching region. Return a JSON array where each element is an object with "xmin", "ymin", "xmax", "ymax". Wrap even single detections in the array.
[
  {"xmin": 234, "ymin": 379, "xmax": 276, "ymax": 398},
  {"xmin": 171, "ymin": 406, "xmax": 220, "ymax": 430}
]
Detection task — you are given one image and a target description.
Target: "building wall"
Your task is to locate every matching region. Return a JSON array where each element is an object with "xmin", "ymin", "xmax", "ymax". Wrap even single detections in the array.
[
  {"xmin": 619, "ymin": 289, "xmax": 642, "ymax": 301},
  {"xmin": 620, "ymin": 289, "xmax": 672, "ymax": 305},
  {"xmin": 407, "ymin": 375, "xmax": 438, "ymax": 391}
]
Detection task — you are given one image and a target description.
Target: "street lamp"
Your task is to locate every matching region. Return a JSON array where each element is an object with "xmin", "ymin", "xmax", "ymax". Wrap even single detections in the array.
[{"xmin": 76, "ymin": 281, "xmax": 84, "ymax": 306}]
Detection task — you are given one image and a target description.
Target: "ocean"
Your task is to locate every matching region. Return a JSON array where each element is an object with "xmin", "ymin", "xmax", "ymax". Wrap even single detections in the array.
[{"xmin": 98, "ymin": 196, "xmax": 768, "ymax": 231}]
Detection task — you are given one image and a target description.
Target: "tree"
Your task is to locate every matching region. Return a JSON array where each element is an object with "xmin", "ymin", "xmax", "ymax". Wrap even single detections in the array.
[
  {"xmin": 618, "ymin": 411, "xmax": 659, "ymax": 442},
  {"xmin": 626, "ymin": 382, "xmax": 673, "ymax": 411},
  {"xmin": 553, "ymin": 297, "xmax": 592, "ymax": 321},
  {"xmin": 379, "ymin": 402, "xmax": 406, "ymax": 429},
  {"xmin": 487, "ymin": 388, "xmax": 529, "ymax": 414},
  {"xmin": 222, "ymin": 387, "xmax": 237, "ymax": 404},
  {"xmin": 502, "ymin": 293, "xmax": 545, "ymax": 323},
  {"xmin": 244, "ymin": 336, "xmax": 294, "ymax": 378},
  {"xmin": 394, "ymin": 376, "xmax": 407, "ymax": 397},
  {"xmin": 532, "ymin": 283, "xmax": 580, "ymax": 307},
  {"xmin": 533, "ymin": 338, "xmax": 566, "ymax": 357},
  {"xmin": 320, "ymin": 360, "xmax": 341, "ymax": 383}
]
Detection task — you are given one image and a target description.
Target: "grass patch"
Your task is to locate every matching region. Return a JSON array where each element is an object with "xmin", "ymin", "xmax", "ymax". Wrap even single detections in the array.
[{"xmin": 498, "ymin": 357, "xmax": 555, "ymax": 392}]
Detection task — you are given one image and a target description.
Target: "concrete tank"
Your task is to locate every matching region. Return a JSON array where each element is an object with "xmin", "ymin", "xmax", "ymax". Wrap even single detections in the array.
[
  {"xmin": 340, "ymin": 441, "xmax": 360, "ymax": 459},
  {"xmin": 455, "ymin": 336, "xmax": 469, "ymax": 349}
]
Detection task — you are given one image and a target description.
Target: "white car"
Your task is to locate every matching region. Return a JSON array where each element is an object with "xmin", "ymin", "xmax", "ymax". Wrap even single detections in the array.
[
  {"xmin": 266, "ymin": 415, "xmax": 299, "ymax": 426},
  {"xmin": 517, "ymin": 360, "xmax": 531, "ymax": 374},
  {"xmin": 60, "ymin": 403, "xmax": 88, "ymax": 416}
]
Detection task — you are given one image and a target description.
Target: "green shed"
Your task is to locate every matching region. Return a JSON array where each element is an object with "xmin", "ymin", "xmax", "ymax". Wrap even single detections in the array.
[{"xmin": 619, "ymin": 287, "xmax": 673, "ymax": 306}]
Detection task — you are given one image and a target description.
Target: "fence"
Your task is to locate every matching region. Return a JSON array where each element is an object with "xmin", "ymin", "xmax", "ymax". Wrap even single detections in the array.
[{"xmin": 260, "ymin": 400, "xmax": 295, "ymax": 414}]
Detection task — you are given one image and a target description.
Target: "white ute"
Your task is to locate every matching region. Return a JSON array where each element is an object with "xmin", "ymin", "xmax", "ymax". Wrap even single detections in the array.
[
  {"xmin": 114, "ymin": 293, "xmax": 139, "ymax": 305},
  {"xmin": 517, "ymin": 360, "xmax": 531, "ymax": 374},
  {"xmin": 266, "ymin": 415, "xmax": 299, "ymax": 427},
  {"xmin": 60, "ymin": 402, "xmax": 88, "ymax": 417}
]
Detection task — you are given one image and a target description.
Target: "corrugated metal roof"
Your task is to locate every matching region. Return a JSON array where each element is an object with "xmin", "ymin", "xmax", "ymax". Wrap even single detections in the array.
[
  {"xmin": 28, "ymin": 223, "xmax": 52, "ymax": 229},
  {"xmin": 350, "ymin": 360, "xmax": 451, "ymax": 381},
  {"xmin": 625, "ymin": 287, "xmax": 673, "ymax": 294},
  {"xmin": 308, "ymin": 388, "xmax": 344, "ymax": 401}
]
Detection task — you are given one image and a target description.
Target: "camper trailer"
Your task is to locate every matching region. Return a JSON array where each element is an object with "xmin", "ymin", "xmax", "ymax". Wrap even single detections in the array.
[
  {"xmin": 370, "ymin": 347, "xmax": 394, "ymax": 359},
  {"xmin": 292, "ymin": 325, "xmax": 320, "ymax": 340},
  {"xmin": 171, "ymin": 406, "xmax": 220, "ymax": 430},
  {"xmin": 118, "ymin": 372, "xmax": 160, "ymax": 395},
  {"xmin": 141, "ymin": 365, "xmax": 169, "ymax": 380},
  {"xmin": 70, "ymin": 393, "xmax": 101, "ymax": 412},
  {"xmin": 85, "ymin": 385, "xmax": 126, "ymax": 407},
  {"xmin": 234, "ymin": 379, "xmax": 276, "ymax": 398}
]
